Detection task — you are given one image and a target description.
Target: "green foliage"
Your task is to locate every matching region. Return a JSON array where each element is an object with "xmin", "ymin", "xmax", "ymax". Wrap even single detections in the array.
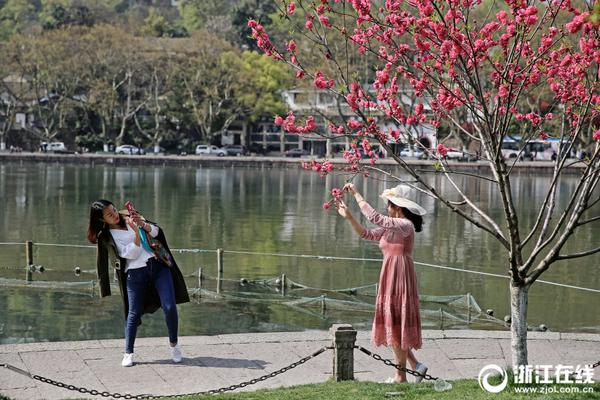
[
  {"xmin": 176, "ymin": 380, "xmax": 600, "ymax": 400},
  {"xmin": 235, "ymin": 50, "xmax": 293, "ymax": 121},
  {"xmin": 177, "ymin": 0, "xmax": 230, "ymax": 33},
  {"xmin": 0, "ymin": 0, "xmax": 36, "ymax": 40}
]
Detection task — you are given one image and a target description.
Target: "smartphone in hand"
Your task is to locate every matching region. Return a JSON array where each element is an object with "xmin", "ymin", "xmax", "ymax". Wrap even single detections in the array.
[{"xmin": 124, "ymin": 200, "xmax": 136, "ymax": 216}]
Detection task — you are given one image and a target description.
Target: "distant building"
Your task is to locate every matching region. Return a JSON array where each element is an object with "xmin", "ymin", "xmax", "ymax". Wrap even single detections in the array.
[{"xmin": 247, "ymin": 88, "xmax": 437, "ymax": 158}]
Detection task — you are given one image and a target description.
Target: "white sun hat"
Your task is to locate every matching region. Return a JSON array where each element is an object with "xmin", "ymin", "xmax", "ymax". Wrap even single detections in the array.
[{"xmin": 380, "ymin": 185, "xmax": 427, "ymax": 216}]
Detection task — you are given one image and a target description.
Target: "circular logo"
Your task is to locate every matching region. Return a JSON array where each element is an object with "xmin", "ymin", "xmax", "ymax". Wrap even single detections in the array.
[{"xmin": 478, "ymin": 364, "xmax": 508, "ymax": 393}]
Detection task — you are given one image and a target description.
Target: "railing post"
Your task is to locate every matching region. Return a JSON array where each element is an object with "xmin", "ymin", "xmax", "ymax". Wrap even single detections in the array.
[
  {"xmin": 216, "ymin": 248, "xmax": 224, "ymax": 294},
  {"xmin": 197, "ymin": 267, "xmax": 202, "ymax": 298},
  {"xmin": 25, "ymin": 241, "xmax": 33, "ymax": 282},
  {"xmin": 330, "ymin": 324, "xmax": 357, "ymax": 381}
]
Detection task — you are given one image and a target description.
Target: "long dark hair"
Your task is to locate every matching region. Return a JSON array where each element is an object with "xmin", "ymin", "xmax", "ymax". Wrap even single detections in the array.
[
  {"xmin": 87, "ymin": 199, "xmax": 124, "ymax": 244},
  {"xmin": 401, "ymin": 207, "xmax": 423, "ymax": 232},
  {"xmin": 389, "ymin": 201, "xmax": 423, "ymax": 232}
]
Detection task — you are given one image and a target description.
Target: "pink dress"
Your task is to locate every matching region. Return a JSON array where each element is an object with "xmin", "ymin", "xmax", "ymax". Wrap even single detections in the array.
[{"xmin": 360, "ymin": 202, "xmax": 422, "ymax": 350}]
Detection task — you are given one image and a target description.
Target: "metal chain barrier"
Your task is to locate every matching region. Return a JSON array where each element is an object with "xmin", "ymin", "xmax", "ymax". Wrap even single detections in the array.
[
  {"xmin": 355, "ymin": 346, "xmax": 438, "ymax": 381},
  {"xmin": 2, "ymin": 346, "xmax": 331, "ymax": 399}
]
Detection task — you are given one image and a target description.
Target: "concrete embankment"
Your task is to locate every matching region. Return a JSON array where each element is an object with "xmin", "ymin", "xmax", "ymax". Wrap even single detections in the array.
[
  {"xmin": 0, "ymin": 329, "xmax": 598, "ymax": 399},
  {"xmin": 0, "ymin": 152, "xmax": 586, "ymax": 174}
]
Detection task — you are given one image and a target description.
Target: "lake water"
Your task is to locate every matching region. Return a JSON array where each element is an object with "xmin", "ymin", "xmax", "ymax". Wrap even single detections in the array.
[{"xmin": 0, "ymin": 162, "xmax": 598, "ymax": 344}]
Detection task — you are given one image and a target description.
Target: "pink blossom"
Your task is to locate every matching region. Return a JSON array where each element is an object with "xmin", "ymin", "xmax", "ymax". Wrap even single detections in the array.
[
  {"xmin": 437, "ymin": 143, "xmax": 448, "ymax": 157},
  {"xmin": 496, "ymin": 10, "xmax": 508, "ymax": 25},
  {"xmin": 305, "ymin": 19, "xmax": 314, "ymax": 30},
  {"xmin": 287, "ymin": 1, "xmax": 296, "ymax": 15},
  {"xmin": 322, "ymin": 202, "xmax": 331, "ymax": 210},
  {"xmin": 347, "ymin": 120, "xmax": 362, "ymax": 129},
  {"xmin": 566, "ymin": 13, "xmax": 588, "ymax": 34},
  {"xmin": 287, "ymin": 40, "xmax": 296, "ymax": 52},
  {"xmin": 247, "ymin": 20, "xmax": 258, "ymax": 28},
  {"xmin": 314, "ymin": 71, "xmax": 334, "ymax": 89},
  {"xmin": 498, "ymin": 85, "xmax": 509, "ymax": 98},
  {"xmin": 331, "ymin": 188, "xmax": 342, "ymax": 198},
  {"xmin": 594, "ymin": 130, "xmax": 600, "ymax": 141},
  {"xmin": 274, "ymin": 115, "xmax": 283, "ymax": 125},
  {"xmin": 319, "ymin": 15, "xmax": 331, "ymax": 28},
  {"xmin": 295, "ymin": 70, "xmax": 305, "ymax": 79}
]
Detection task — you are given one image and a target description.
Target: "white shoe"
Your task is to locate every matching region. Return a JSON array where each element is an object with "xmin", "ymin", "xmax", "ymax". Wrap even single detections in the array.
[
  {"xmin": 121, "ymin": 353, "xmax": 133, "ymax": 367},
  {"xmin": 171, "ymin": 344, "xmax": 182, "ymax": 363},
  {"xmin": 415, "ymin": 362, "xmax": 428, "ymax": 383}
]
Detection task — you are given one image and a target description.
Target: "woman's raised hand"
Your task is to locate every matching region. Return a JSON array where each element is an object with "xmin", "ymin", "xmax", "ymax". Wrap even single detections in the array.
[
  {"xmin": 343, "ymin": 183, "xmax": 357, "ymax": 194},
  {"xmin": 335, "ymin": 198, "xmax": 350, "ymax": 219},
  {"xmin": 125, "ymin": 217, "xmax": 137, "ymax": 230},
  {"xmin": 130, "ymin": 212, "xmax": 144, "ymax": 226}
]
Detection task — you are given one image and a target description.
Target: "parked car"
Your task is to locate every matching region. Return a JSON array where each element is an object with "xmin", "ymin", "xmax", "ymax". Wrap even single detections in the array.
[
  {"xmin": 195, "ymin": 144, "xmax": 226, "ymax": 156},
  {"xmin": 399, "ymin": 148, "xmax": 425, "ymax": 158},
  {"xmin": 40, "ymin": 141, "xmax": 67, "ymax": 152},
  {"xmin": 222, "ymin": 144, "xmax": 248, "ymax": 156},
  {"xmin": 115, "ymin": 145, "xmax": 145, "ymax": 155},
  {"xmin": 285, "ymin": 148, "xmax": 310, "ymax": 157}
]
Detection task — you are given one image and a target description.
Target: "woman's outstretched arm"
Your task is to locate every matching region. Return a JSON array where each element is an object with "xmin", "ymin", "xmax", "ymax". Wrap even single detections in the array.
[{"xmin": 335, "ymin": 198, "xmax": 366, "ymax": 236}]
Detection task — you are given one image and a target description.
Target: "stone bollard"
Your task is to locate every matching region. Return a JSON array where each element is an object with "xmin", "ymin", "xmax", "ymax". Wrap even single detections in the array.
[{"xmin": 330, "ymin": 324, "xmax": 357, "ymax": 381}]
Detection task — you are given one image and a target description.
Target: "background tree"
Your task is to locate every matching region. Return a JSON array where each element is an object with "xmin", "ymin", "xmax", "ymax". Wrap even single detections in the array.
[{"xmin": 252, "ymin": 0, "xmax": 600, "ymax": 367}]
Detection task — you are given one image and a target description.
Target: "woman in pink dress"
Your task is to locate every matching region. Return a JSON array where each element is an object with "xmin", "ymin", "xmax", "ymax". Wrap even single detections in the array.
[{"xmin": 335, "ymin": 183, "xmax": 428, "ymax": 383}]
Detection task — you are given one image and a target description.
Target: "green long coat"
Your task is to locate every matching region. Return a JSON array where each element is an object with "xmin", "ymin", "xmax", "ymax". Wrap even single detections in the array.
[{"xmin": 95, "ymin": 224, "xmax": 190, "ymax": 318}]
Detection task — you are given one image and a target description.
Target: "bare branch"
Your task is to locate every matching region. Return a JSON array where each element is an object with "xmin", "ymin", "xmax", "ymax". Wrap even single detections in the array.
[{"xmin": 555, "ymin": 247, "xmax": 600, "ymax": 261}]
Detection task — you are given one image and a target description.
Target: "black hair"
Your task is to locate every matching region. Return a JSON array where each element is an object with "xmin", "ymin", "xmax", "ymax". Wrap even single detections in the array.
[
  {"xmin": 87, "ymin": 199, "xmax": 125, "ymax": 243},
  {"xmin": 388, "ymin": 201, "xmax": 423, "ymax": 232},
  {"xmin": 400, "ymin": 207, "xmax": 423, "ymax": 232}
]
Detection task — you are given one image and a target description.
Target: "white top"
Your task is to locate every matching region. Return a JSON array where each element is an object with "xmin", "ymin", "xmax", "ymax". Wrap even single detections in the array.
[{"xmin": 110, "ymin": 224, "xmax": 159, "ymax": 272}]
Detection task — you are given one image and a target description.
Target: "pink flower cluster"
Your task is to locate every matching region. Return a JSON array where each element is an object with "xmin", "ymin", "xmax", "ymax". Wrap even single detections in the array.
[
  {"xmin": 436, "ymin": 143, "xmax": 448, "ymax": 157},
  {"xmin": 314, "ymin": 71, "xmax": 334, "ymax": 89},
  {"xmin": 247, "ymin": 20, "xmax": 276, "ymax": 57},
  {"xmin": 302, "ymin": 160, "xmax": 335, "ymax": 176},
  {"xmin": 274, "ymin": 112, "xmax": 317, "ymax": 134}
]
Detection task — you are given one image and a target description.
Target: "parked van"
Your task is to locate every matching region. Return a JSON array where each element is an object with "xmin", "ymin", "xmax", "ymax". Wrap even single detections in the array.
[
  {"xmin": 40, "ymin": 142, "xmax": 67, "ymax": 152},
  {"xmin": 501, "ymin": 137, "xmax": 571, "ymax": 161},
  {"xmin": 195, "ymin": 144, "xmax": 226, "ymax": 156}
]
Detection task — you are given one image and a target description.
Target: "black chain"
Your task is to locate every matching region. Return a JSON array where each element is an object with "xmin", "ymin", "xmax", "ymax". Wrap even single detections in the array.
[
  {"xmin": 3, "ymin": 346, "xmax": 331, "ymax": 399},
  {"xmin": 180, "ymin": 346, "xmax": 331, "ymax": 397},
  {"xmin": 355, "ymin": 346, "xmax": 438, "ymax": 381},
  {"xmin": 592, "ymin": 361, "xmax": 600, "ymax": 369}
]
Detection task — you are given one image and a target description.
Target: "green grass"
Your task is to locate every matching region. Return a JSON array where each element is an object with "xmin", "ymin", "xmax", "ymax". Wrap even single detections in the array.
[
  {"xmin": 2, "ymin": 379, "xmax": 598, "ymax": 400},
  {"xmin": 175, "ymin": 379, "xmax": 600, "ymax": 400}
]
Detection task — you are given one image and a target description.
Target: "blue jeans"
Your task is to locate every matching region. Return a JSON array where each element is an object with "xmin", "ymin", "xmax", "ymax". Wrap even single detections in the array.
[{"xmin": 125, "ymin": 258, "xmax": 178, "ymax": 354}]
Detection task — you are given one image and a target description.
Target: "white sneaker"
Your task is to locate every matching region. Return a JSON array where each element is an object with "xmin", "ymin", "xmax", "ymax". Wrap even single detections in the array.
[
  {"xmin": 171, "ymin": 344, "xmax": 182, "ymax": 363},
  {"xmin": 121, "ymin": 353, "xmax": 133, "ymax": 367},
  {"xmin": 415, "ymin": 362, "xmax": 428, "ymax": 383}
]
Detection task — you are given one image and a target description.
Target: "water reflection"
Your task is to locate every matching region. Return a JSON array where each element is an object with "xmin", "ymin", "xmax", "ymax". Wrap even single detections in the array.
[{"xmin": 0, "ymin": 162, "xmax": 598, "ymax": 343}]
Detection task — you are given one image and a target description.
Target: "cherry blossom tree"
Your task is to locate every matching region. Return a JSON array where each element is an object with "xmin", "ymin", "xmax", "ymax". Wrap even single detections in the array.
[{"xmin": 251, "ymin": 0, "xmax": 600, "ymax": 366}]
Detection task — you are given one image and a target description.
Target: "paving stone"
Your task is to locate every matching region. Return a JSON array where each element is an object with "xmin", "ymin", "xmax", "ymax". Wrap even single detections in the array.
[
  {"xmin": 435, "ymin": 338, "xmax": 504, "ymax": 360},
  {"xmin": 0, "ymin": 329, "xmax": 599, "ymax": 399}
]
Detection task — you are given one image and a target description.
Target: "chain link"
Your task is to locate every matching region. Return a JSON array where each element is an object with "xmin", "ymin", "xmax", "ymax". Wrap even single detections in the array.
[
  {"xmin": 592, "ymin": 361, "xmax": 600, "ymax": 369},
  {"xmin": 355, "ymin": 346, "xmax": 438, "ymax": 381},
  {"xmin": 4, "ymin": 347, "xmax": 331, "ymax": 399},
  {"xmin": 180, "ymin": 346, "xmax": 331, "ymax": 397}
]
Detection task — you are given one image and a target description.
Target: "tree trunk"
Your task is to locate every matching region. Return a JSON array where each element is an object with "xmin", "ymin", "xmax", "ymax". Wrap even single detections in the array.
[{"xmin": 510, "ymin": 283, "xmax": 529, "ymax": 367}]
